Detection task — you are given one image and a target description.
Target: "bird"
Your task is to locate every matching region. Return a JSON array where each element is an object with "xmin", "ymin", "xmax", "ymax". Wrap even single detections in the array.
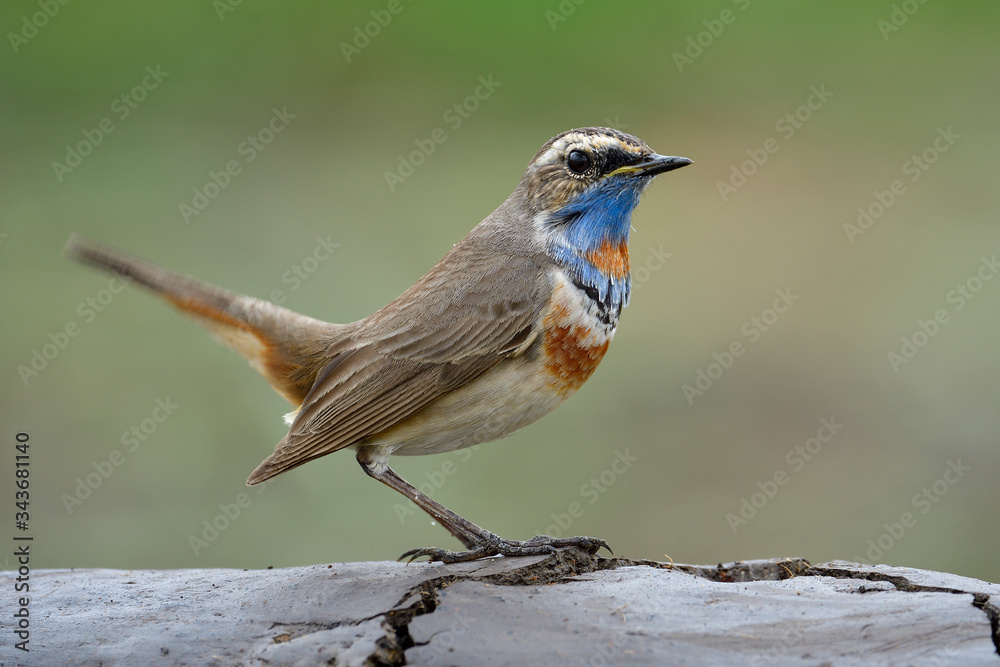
[{"xmin": 66, "ymin": 127, "xmax": 692, "ymax": 563}]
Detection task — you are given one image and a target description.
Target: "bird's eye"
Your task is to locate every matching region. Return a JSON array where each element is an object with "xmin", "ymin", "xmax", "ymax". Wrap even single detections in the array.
[{"xmin": 566, "ymin": 150, "xmax": 591, "ymax": 174}]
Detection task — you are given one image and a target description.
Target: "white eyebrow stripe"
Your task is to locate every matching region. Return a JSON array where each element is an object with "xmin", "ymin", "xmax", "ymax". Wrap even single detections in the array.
[{"xmin": 533, "ymin": 132, "xmax": 646, "ymax": 167}]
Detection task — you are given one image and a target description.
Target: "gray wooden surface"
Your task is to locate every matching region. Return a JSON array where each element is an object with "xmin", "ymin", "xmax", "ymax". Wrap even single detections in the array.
[{"xmin": 4, "ymin": 550, "xmax": 998, "ymax": 665}]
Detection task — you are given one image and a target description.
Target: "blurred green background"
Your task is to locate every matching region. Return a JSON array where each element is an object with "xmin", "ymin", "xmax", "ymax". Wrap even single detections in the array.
[{"xmin": 3, "ymin": 1, "xmax": 998, "ymax": 582}]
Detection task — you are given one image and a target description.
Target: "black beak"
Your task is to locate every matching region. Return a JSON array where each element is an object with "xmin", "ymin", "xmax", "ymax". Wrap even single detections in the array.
[{"xmin": 628, "ymin": 153, "xmax": 693, "ymax": 177}]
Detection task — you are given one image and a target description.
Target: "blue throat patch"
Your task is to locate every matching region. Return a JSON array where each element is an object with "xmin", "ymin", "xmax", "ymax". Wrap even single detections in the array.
[{"xmin": 547, "ymin": 176, "xmax": 646, "ymax": 321}]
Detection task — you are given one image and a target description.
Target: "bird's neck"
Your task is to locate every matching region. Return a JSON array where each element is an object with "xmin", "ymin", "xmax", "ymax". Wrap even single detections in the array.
[{"xmin": 543, "ymin": 178, "xmax": 644, "ymax": 324}]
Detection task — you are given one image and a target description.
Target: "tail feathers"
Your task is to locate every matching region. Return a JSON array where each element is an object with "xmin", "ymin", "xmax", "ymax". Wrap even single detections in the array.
[{"xmin": 66, "ymin": 235, "xmax": 346, "ymax": 406}]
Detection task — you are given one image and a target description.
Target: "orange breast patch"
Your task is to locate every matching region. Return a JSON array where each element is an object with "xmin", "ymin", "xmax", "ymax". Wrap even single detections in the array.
[
  {"xmin": 583, "ymin": 240, "xmax": 630, "ymax": 279},
  {"xmin": 542, "ymin": 300, "xmax": 610, "ymax": 397}
]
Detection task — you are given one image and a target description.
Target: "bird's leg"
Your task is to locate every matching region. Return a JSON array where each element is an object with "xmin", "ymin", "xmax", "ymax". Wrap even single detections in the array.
[
  {"xmin": 356, "ymin": 451, "xmax": 611, "ymax": 564},
  {"xmin": 356, "ymin": 452, "xmax": 482, "ymax": 550}
]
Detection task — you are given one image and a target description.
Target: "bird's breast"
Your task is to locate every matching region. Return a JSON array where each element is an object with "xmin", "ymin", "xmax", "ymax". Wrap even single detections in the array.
[
  {"xmin": 582, "ymin": 239, "xmax": 630, "ymax": 280},
  {"xmin": 541, "ymin": 271, "xmax": 617, "ymax": 397}
]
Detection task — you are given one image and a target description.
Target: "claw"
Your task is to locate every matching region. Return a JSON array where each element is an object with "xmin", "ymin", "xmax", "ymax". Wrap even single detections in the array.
[
  {"xmin": 398, "ymin": 547, "xmax": 448, "ymax": 564},
  {"xmin": 572, "ymin": 537, "xmax": 612, "ymax": 555}
]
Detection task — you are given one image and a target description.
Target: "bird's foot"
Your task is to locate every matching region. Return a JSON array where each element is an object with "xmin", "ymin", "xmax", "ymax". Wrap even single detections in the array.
[{"xmin": 400, "ymin": 533, "xmax": 611, "ymax": 564}]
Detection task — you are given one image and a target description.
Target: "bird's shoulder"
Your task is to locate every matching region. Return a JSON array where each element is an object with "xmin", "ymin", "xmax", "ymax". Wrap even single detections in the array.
[{"xmin": 355, "ymin": 229, "xmax": 556, "ymax": 364}]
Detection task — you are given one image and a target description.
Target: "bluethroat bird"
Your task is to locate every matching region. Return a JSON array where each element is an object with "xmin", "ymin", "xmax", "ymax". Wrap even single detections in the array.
[{"xmin": 67, "ymin": 127, "xmax": 691, "ymax": 563}]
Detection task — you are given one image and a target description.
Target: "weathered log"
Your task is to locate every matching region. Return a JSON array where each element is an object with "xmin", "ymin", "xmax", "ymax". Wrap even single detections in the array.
[{"xmin": 4, "ymin": 550, "xmax": 998, "ymax": 665}]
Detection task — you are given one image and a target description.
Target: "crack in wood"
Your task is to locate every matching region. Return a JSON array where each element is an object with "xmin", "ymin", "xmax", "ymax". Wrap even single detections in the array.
[{"xmin": 363, "ymin": 553, "xmax": 999, "ymax": 664}]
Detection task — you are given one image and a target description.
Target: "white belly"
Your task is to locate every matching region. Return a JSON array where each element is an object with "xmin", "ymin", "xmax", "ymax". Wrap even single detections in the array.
[{"xmin": 365, "ymin": 353, "xmax": 566, "ymax": 456}]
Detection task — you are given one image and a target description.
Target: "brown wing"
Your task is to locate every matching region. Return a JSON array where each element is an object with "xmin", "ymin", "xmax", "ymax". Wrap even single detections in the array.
[{"xmin": 247, "ymin": 245, "xmax": 549, "ymax": 484}]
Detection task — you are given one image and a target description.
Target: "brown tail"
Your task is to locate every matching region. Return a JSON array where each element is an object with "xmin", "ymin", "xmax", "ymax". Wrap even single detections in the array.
[{"xmin": 65, "ymin": 235, "xmax": 344, "ymax": 406}]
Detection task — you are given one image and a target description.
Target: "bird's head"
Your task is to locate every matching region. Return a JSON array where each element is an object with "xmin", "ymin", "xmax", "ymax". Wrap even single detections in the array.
[
  {"xmin": 518, "ymin": 127, "xmax": 690, "ymax": 310},
  {"xmin": 521, "ymin": 127, "xmax": 691, "ymax": 253}
]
